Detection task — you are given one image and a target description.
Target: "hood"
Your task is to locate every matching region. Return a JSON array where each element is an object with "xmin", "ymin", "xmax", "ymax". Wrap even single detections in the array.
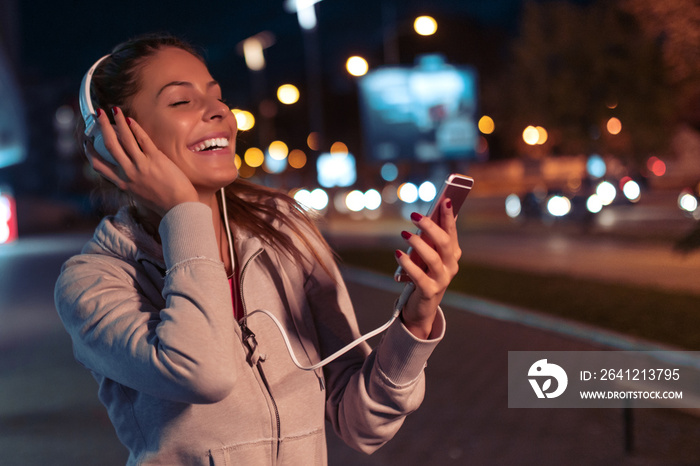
[{"xmin": 84, "ymin": 206, "xmax": 166, "ymax": 270}]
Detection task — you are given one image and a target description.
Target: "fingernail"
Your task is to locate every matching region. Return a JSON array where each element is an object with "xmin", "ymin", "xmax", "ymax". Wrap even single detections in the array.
[
  {"xmin": 126, "ymin": 117, "xmax": 132, "ymax": 126},
  {"xmin": 401, "ymin": 230, "xmax": 412, "ymax": 240},
  {"xmin": 410, "ymin": 212, "xmax": 423, "ymax": 222},
  {"xmin": 395, "ymin": 250, "xmax": 403, "ymax": 259},
  {"xmin": 111, "ymin": 106, "xmax": 119, "ymax": 116},
  {"xmin": 95, "ymin": 108, "xmax": 103, "ymax": 118},
  {"xmin": 445, "ymin": 199, "xmax": 452, "ymax": 209}
]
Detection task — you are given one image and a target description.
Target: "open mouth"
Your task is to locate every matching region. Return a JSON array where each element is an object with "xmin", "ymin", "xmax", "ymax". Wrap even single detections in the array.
[{"xmin": 189, "ymin": 138, "xmax": 230, "ymax": 152}]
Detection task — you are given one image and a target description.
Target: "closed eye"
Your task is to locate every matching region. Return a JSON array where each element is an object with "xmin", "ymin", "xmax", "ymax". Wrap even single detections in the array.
[{"xmin": 170, "ymin": 100, "xmax": 190, "ymax": 107}]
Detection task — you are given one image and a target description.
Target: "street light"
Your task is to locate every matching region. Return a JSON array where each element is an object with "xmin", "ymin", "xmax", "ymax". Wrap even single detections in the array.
[
  {"xmin": 286, "ymin": 0, "xmax": 325, "ymax": 153},
  {"xmin": 277, "ymin": 84, "xmax": 300, "ymax": 105},
  {"xmin": 285, "ymin": 0, "xmax": 323, "ymax": 30},
  {"xmin": 346, "ymin": 56, "xmax": 369, "ymax": 77},
  {"xmin": 414, "ymin": 16, "xmax": 438, "ymax": 36},
  {"xmin": 238, "ymin": 31, "xmax": 275, "ymax": 72}
]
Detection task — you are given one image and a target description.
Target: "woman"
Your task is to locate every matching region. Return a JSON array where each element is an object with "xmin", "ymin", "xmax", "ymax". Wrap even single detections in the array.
[{"xmin": 55, "ymin": 33, "xmax": 460, "ymax": 465}]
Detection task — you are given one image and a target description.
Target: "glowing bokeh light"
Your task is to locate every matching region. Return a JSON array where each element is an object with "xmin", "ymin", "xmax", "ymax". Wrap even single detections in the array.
[
  {"xmin": 277, "ymin": 84, "xmax": 300, "ymax": 105},
  {"xmin": 288, "ymin": 149, "xmax": 307, "ymax": 169},
  {"xmin": 346, "ymin": 56, "xmax": 369, "ymax": 77},
  {"xmin": 268, "ymin": 140, "xmax": 289, "ymax": 160},
  {"xmin": 263, "ymin": 155, "xmax": 287, "ymax": 174},
  {"xmin": 309, "ymin": 188, "xmax": 329, "ymax": 210},
  {"xmin": 418, "ymin": 181, "xmax": 437, "ymax": 202},
  {"xmin": 330, "ymin": 141, "xmax": 348, "ymax": 154},
  {"xmin": 622, "ymin": 180, "xmax": 641, "ymax": 202},
  {"xmin": 546, "ymin": 195, "xmax": 571, "ymax": 217},
  {"xmin": 587, "ymin": 154, "xmax": 606, "ymax": 178},
  {"xmin": 346, "ymin": 190, "xmax": 365, "ymax": 212},
  {"xmin": 535, "ymin": 126, "xmax": 548, "ymax": 145},
  {"xmin": 523, "ymin": 126, "xmax": 540, "ymax": 145},
  {"xmin": 231, "ymin": 109, "xmax": 255, "ymax": 131},
  {"xmin": 414, "ymin": 16, "xmax": 438, "ymax": 36},
  {"xmin": 398, "ymin": 183, "xmax": 418, "ymax": 203},
  {"xmin": 679, "ymin": 192, "xmax": 698, "ymax": 212},
  {"xmin": 647, "ymin": 156, "xmax": 666, "ymax": 177},
  {"xmin": 293, "ymin": 189, "xmax": 312, "ymax": 209},
  {"xmin": 505, "ymin": 194, "xmax": 521, "ymax": 218},
  {"xmin": 478, "ymin": 115, "xmax": 494, "ymax": 134},
  {"xmin": 364, "ymin": 189, "xmax": 382, "ymax": 210},
  {"xmin": 607, "ymin": 117, "xmax": 622, "ymax": 135},
  {"xmin": 307, "ymin": 132, "xmax": 320, "ymax": 151},
  {"xmin": 0, "ymin": 195, "xmax": 12, "ymax": 243},
  {"xmin": 244, "ymin": 147, "xmax": 264, "ymax": 167},
  {"xmin": 381, "ymin": 162, "xmax": 398, "ymax": 182},
  {"xmin": 596, "ymin": 181, "xmax": 616, "ymax": 206},
  {"xmin": 586, "ymin": 194, "xmax": 603, "ymax": 213}
]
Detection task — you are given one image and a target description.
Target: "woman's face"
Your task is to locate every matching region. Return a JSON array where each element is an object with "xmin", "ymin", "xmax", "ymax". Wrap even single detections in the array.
[{"xmin": 127, "ymin": 47, "xmax": 238, "ymax": 195}]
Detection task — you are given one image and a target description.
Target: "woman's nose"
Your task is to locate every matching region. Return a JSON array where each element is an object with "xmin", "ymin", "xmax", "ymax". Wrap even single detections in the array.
[{"xmin": 205, "ymin": 97, "xmax": 230, "ymax": 120}]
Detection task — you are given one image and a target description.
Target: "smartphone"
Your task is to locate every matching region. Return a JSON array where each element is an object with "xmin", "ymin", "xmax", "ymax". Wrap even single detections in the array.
[{"xmin": 394, "ymin": 173, "xmax": 474, "ymax": 282}]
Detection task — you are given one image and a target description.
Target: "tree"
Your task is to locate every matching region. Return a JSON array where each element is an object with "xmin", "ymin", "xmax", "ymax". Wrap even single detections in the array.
[
  {"xmin": 494, "ymin": 0, "xmax": 674, "ymax": 167},
  {"xmin": 620, "ymin": 0, "xmax": 700, "ymax": 130}
]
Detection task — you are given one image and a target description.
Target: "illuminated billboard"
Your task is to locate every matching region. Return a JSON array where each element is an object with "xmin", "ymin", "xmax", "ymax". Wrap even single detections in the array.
[{"xmin": 358, "ymin": 54, "xmax": 478, "ymax": 162}]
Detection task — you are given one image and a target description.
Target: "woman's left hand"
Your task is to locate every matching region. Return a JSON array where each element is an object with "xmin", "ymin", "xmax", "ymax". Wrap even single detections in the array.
[{"xmin": 395, "ymin": 198, "xmax": 461, "ymax": 339}]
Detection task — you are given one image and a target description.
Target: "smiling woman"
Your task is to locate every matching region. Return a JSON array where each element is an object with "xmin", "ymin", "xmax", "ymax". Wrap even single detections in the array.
[{"xmin": 56, "ymin": 32, "xmax": 461, "ymax": 465}]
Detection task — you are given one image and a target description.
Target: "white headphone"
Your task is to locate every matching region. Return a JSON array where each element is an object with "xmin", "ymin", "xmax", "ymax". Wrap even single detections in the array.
[{"xmin": 79, "ymin": 55, "xmax": 117, "ymax": 164}]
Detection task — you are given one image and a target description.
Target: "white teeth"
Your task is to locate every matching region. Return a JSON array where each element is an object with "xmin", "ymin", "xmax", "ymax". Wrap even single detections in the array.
[{"xmin": 192, "ymin": 138, "xmax": 229, "ymax": 152}]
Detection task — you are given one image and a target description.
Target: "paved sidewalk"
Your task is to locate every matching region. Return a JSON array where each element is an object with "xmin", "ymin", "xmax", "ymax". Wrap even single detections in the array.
[{"xmin": 328, "ymin": 268, "xmax": 700, "ymax": 466}]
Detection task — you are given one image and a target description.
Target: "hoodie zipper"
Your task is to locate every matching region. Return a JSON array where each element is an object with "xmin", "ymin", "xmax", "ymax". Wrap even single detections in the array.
[{"xmin": 238, "ymin": 248, "xmax": 282, "ymax": 460}]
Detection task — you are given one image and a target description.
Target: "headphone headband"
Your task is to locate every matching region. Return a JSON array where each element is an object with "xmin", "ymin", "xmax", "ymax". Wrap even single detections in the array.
[
  {"xmin": 79, "ymin": 54, "xmax": 115, "ymax": 163},
  {"xmin": 79, "ymin": 54, "xmax": 110, "ymax": 138}
]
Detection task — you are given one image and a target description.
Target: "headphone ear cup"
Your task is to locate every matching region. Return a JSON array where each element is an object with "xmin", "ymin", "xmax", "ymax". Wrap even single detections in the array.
[{"xmin": 92, "ymin": 129, "xmax": 117, "ymax": 165}]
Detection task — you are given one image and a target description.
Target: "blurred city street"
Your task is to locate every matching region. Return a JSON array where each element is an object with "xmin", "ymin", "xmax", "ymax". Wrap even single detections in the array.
[
  {"xmin": 2, "ymin": 188, "xmax": 700, "ymax": 465},
  {"xmin": 2, "ymin": 1, "xmax": 700, "ymax": 463}
]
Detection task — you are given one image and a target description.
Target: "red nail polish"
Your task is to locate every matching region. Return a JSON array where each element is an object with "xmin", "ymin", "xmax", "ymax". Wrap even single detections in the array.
[
  {"xmin": 126, "ymin": 117, "xmax": 132, "ymax": 126},
  {"xmin": 111, "ymin": 106, "xmax": 119, "ymax": 116},
  {"xmin": 395, "ymin": 250, "xmax": 403, "ymax": 259},
  {"xmin": 410, "ymin": 212, "xmax": 423, "ymax": 222},
  {"xmin": 95, "ymin": 108, "xmax": 102, "ymax": 118},
  {"xmin": 445, "ymin": 199, "xmax": 452, "ymax": 209},
  {"xmin": 401, "ymin": 230, "xmax": 412, "ymax": 240}
]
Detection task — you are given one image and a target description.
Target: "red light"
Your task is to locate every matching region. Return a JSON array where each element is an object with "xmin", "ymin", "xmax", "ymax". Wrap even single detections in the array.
[
  {"xmin": 619, "ymin": 176, "xmax": 631, "ymax": 190},
  {"xmin": 646, "ymin": 156, "xmax": 666, "ymax": 177},
  {"xmin": 0, "ymin": 193, "xmax": 18, "ymax": 244},
  {"xmin": 652, "ymin": 160, "xmax": 666, "ymax": 177}
]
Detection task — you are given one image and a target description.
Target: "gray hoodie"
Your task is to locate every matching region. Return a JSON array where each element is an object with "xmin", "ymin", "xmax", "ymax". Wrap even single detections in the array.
[{"xmin": 55, "ymin": 202, "xmax": 444, "ymax": 465}]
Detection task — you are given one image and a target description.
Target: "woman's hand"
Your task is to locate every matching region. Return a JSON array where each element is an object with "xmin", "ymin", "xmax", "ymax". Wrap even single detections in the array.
[
  {"xmin": 395, "ymin": 198, "xmax": 461, "ymax": 339},
  {"xmin": 86, "ymin": 107, "xmax": 199, "ymax": 217}
]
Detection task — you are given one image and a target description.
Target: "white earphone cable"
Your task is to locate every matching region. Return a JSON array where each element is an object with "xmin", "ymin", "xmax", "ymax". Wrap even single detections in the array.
[
  {"xmin": 220, "ymin": 186, "xmax": 415, "ymax": 371},
  {"xmin": 220, "ymin": 188, "xmax": 236, "ymax": 277},
  {"xmin": 243, "ymin": 282, "xmax": 415, "ymax": 371}
]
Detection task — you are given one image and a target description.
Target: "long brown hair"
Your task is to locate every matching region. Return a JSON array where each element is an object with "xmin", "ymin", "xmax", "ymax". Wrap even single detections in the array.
[{"xmin": 79, "ymin": 32, "xmax": 335, "ymax": 275}]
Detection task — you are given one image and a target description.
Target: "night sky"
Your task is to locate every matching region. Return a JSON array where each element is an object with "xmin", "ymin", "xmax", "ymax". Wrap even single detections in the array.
[{"xmin": 16, "ymin": 0, "xmax": 525, "ymax": 102}]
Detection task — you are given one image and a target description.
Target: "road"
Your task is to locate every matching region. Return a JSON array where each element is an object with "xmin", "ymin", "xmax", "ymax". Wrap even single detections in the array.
[
  {"xmin": 322, "ymin": 189, "xmax": 700, "ymax": 296},
  {"xmin": 2, "ymin": 199, "xmax": 700, "ymax": 465}
]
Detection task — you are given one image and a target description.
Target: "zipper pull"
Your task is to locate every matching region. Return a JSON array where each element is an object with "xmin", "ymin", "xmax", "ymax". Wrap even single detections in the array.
[{"xmin": 240, "ymin": 321, "xmax": 261, "ymax": 366}]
